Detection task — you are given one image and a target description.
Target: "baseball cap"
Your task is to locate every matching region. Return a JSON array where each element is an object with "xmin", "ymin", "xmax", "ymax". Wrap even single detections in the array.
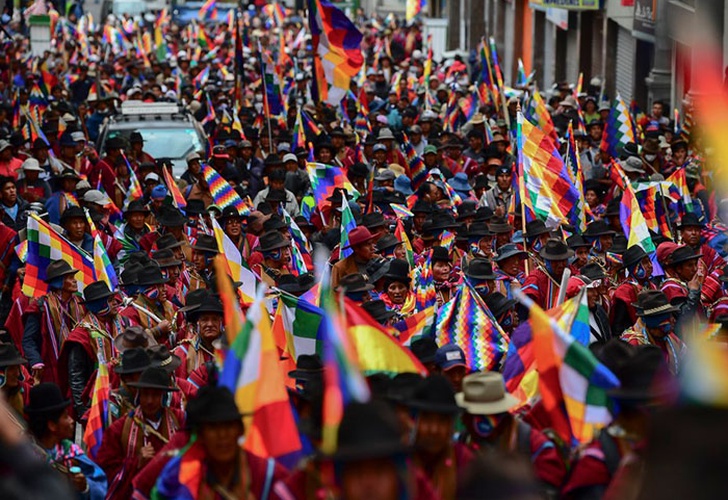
[
  {"xmin": 435, "ymin": 344, "xmax": 467, "ymax": 371},
  {"xmin": 145, "ymin": 172, "xmax": 160, "ymax": 183},
  {"xmin": 282, "ymin": 153, "xmax": 298, "ymax": 164},
  {"xmin": 83, "ymin": 189, "xmax": 112, "ymax": 206}
]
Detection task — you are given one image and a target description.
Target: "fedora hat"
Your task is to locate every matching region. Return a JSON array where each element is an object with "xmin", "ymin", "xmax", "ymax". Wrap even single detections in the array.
[
  {"xmin": 580, "ymin": 263, "xmax": 607, "ymax": 281},
  {"xmin": 488, "ymin": 217, "xmax": 513, "ymax": 234},
  {"xmin": 567, "ymin": 234, "xmax": 592, "ymax": 249},
  {"xmin": 633, "ymin": 290, "xmax": 680, "ymax": 317},
  {"xmin": 430, "ymin": 246, "xmax": 450, "ymax": 264},
  {"xmin": 263, "ymin": 216, "xmax": 288, "ymax": 232},
  {"xmin": 60, "ymin": 206, "xmax": 86, "ymax": 224},
  {"xmin": 185, "ymin": 199, "xmax": 206, "ymax": 217},
  {"xmin": 676, "ymin": 213, "xmax": 704, "ymax": 230},
  {"xmin": 153, "ymin": 248, "xmax": 182, "ymax": 268},
  {"xmin": 156, "ymin": 234, "xmax": 185, "ymax": 250},
  {"xmin": 0, "ymin": 342, "xmax": 26, "ymax": 368},
  {"xmin": 606, "ymin": 343, "xmax": 675, "ymax": 401},
  {"xmin": 468, "ymin": 224, "xmax": 494, "ymax": 239},
  {"xmin": 407, "ymin": 374, "xmax": 461, "ymax": 414},
  {"xmin": 113, "ymin": 326, "xmax": 156, "ymax": 352},
  {"xmin": 331, "ymin": 401, "xmax": 409, "ymax": 461},
  {"xmin": 668, "ymin": 245, "xmax": 702, "ymax": 267},
  {"xmin": 191, "ymin": 234, "xmax": 219, "ymax": 254},
  {"xmin": 376, "ymin": 234, "xmax": 402, "ymax": 254},
  {"xmin": 465, "ymin": 258, "xmax": 497, "ymax": 280},
  {"xmin": 362, "ymin": 299, "xmax": 397, "ymax": 324},
  {"xmin": 265, "ymin": 188, "xmax": 288, "ymax": 203},
  {"xmin": 288, "ymin": 354, "xmax": 324, "ymax": 380},
  {"xmin": 410, "ymin": 337, "xmax": 438, "ymax": 364},
  {"xmin": 179, "ymin": 289, "xmax": 211, "ymax": 320},
  {"xmin": 124, "ymin": 199, "xmax": 150, "ymax": 216},
  {"xmin": 525, "ymin": 220, "xmax": 550, "ymax": 239},
  {"xmin": 337, "ymin": 273, "xmax": 374, "ymax": 293},
  {"xmin": 256, "ymin": 231, "xmax": 291, "ymax": 253},
  {"xmin": 383, "ymin": 259, "xmax": 411, "ymax": 284},
  {"xmin": 456, "ymin": 372, "xmax": 520, "ymax": 415},
  {"xmin": 429, "ymin": 211, "xmax": 459, "ymax": 231},
  {"xmin": 583, "ymin": 220, "xmax": 616, "ymax": 238},
  {"xmin": 136, "ymin": 264, "xmax": 169, "ymax": 286},
  {"xmin": 621, "ymin": 245, "xmax": 649, "ymax": 270},
  {"xmin": 366, "ymin": 257, "xmax": 391, "ymax": 284},
  {"xmin": 187, "ymin": 386, "xmax": 248, "ymax": 426},
  {"xmin": 127, "ymin": 367, "xmax": 179, "ymax": 392},
  {"xmin": 484, "ymin": 292, "xmax": 516, "ymax": 318},
  {"xmin": 25, "ymin": 383, "xmax": 71, "ymax": 415},
  {"xmin": 621, "ymin": 156, "xmax": 645, "ymax": 174},
  {"xmin": 494, "ymin": 243, "xmax": 527, "ymax": 262},
  {"xmin": 539, "ymin": 238, "xmax": 574, "ymax": 261},
  {"xmin": 188, "ymin": 294, "xmax": 224, "ymax": 322},
  {"xmin": 277, "ymin": 274, "xmax": 307, "ymax": 295},
  {"xmin": 411, "ymin": 199, "xmax": 434, "ymax": 214},
  {"xmin": 156, "ymin": 207, "xmax": 187, "ymax": 227},
  {"xmin": 148, "ymin": 345, "xmax": 182, "ymax": 373},
  {"xmin": 219, "ymin": 206, "xmax": 244, "ymax": 223},
  {"xmin": 114, "ymin": 347, "xmax": 151, "ymax": 375},
  {"xmin": 344, "ymin": 227, "xmax": 376, "ymax": 249},
  {"xmin": 44, "ymin": 260, "xmax": 79, "ymax": 283},
  {"xmin": 362, "ymin": 212, "xmax": 386, "ymax": 230},
  {"xmin": 456, "ymin": 201, "xmax": 478, "ymax": 221},
  {"xmin": 82, "ymin": 281, "xmax": 115, "ymax": 303}
]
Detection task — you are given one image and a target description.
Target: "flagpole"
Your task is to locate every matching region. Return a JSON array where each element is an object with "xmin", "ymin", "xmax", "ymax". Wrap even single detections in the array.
[
  {"xmin": 257, "ymin": 40, "xmax": 274, "ymax": 155},
  {"xmin": 517, "ymin": 105, "xmax": 529, "ymax": 275}
]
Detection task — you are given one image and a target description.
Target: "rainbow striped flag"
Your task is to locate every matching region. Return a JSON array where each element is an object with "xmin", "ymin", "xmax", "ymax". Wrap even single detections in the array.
[
  {"xmin": 259, "ymin": 43, "xmax": 284, "ymax": 116},
  {"xmin": 84, "ymin": 209, "xmax": 118, "ymax": 291},
  {"xmin": 308, "ymin": 0, "xmax": 363, "ymax": 105},
  {"xmin": 292, "ymin": 108, "xmax": 306, "ymax": 150},
  {"xmin": 211, "ymin": 219, "xmax": 257, "ymax": 304},
  {"xmin": 152, "ymin": 436, "xmax": 205, "ymax": 499},
  {"xmin": 163, "ymin": 166, "xmax": 187, "ymax": 211},
  {"xmin": 280, "ymin": 208, "xmax": 310, "ymax": 276},
  {"xmin": 390, "ymin": 203, "xmax": 413, "ymax": 219},
  {"xmin": 518, "ymin": 111, "xmax": 581, "ymax": 229},
  {"xmin": 391, "ymin": 306, "xmax": 435, "ymax": 346},
  {"xmin": 301, "ymin": 111, "xmax": 322, "ymax": 137},
  {"xmin": 217, "ymin": 270, "xmax": 303, "ymax": 463},
  {"xmin": 413, "ymin": 251, "xmax": 436, "ymax": 311},
  {"xmin": 440, "ymin": 230, "xmax": 455, "ymax": 251},
  {"xmin": 339, "ymin": 197, "xmax": 357, "ymax": 259},
  {"xmin": 405, "ymin": 0, "xmax": 426, "ymax": 21},
  {"xmin": 436, "ymin": 282, "xmax": 509, "ymax": 372},
  {"xmin": 524, "ymin": 89, "xmax": 558, "ymax": 141},
  {"xmin": 354, "ymin": 88, "xmax": 372, "ymax": 136},
  {"xmin": 515, "ymin": 289, "xmax": 619, "ymax": 445},
  {"xmin": 401, "ymin": 132, "xmax": 427, "ymax": 191},
  {"xmin": 393, "ymin": 218, "xmax": 414, "ymax": 267},
  {"xmin": 612, "ymin": 163, "xmax": 656, "ymax": 255},
  {"xmin": 600, "ymin": 94, "xmax": 636, "ymax": 159},
  {"xmin": 198, "ymin": 0, "xmax": 217, "ymax": 20},
  {"xmin": 14, "ymin": 240, "xmax": 28, "ymax": 263},
  {"xmin": 566, "ymin": 122, "xmax": 588, "ymax": 233},
  {"xmin": 23, "ymin": 213, "xmax": 97, "ymax": 298},
  {"xmin": 82, "ymin": 355, "xmax": 110, "ymax": 459},
  {"xmin": 202, "ymin": 165, "xmax": 248, "ymax": 214},
  {"xmin": 306, "ymin": 162, "xmax": 359, "ymax": 208},
  {"xmin": 121, "ymin": 154, "xmax": 143, "ymax": 210}
]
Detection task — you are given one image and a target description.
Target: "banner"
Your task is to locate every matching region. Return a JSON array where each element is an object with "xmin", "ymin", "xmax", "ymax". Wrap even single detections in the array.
[{"xmin": 530, "ymin": 0, "xmax": 600, "ymax": 10}]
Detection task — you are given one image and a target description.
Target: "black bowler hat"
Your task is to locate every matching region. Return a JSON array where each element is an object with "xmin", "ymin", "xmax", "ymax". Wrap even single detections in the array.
[
  {"xmin": 256, "ymin": 231, "xmax": 291, "ymax": 253},
  {"xmin": 383, "ymin": 259, "xmax": 411, "ymax": 285},
  {"xmin": 113, "ymin": 326, "xmax": 156, "ymax": 352},
  {"xmin": 124, "ymin": 199, "xmax": 150, "ymax": 216},
  {"xmin": 464, "ymin": 258, "xmax": 497, "ymax": 280},
  {"xmin": 127, "ymin": 367, "xmax": 179, "ymax": 391},
  {"xmin": 148, "ymin": 345, "xmax": 182, "ymax": 373},
  {"xmin": 484, "ymin": 292, "xmax": 516, "ymax": 318},
  {"xmin": 219, "ymin": 205, "xmax": 244, "ymax": 223},
  {"xmin": 277, "ymin": 273, "xmax": 315, "ymax": 295},
  {"xmin": 25, "ymin": 383, "xmax": 71, "ymax": 415},
  {"xmin": 331, "ymin": 401, "xmax": 409, "ymax": 461},
  {"xmin": 337, "ymin": 273, "xmax": 374, "ymax": 293},
  {"xmin": 525, "ymin": 219, "xmax": 550, "ymax": 239},
  {"xmin": 82, "ymin": 280, "xmax": 115, "ymax": 303},
  {"xmin": 60, "ymin": 206, "xmax": 86, "ymax": 224},
  {"xmin": 362, "ymin": 299, "xmax": 397, "ymax": 325},
  {"xmin": 411, "ymin": 199, "xmax": 434, "ymax": 214},
  {"xmin": 156, "ymin": 207, "xmax": 187, "ymax": 227},
  {"xmin": 136, "ymin": 264, "xmax": 169, "ymax": 286},
  {"xmin": 584, "ymin": 220, "xmax": 616, "ymax": 238},
  {"xmin": 431, "ymin": 246, "xmax": 450, "ymax": 263},
  {"xmin": 44, "ymin": 260, "xmax": 79, "ymax": 282},
  {"xmin": 580, "ymin": 263, "xmax": 607, "ymax": 281},
  {"xmin": 187, "ymin": 385, "xmax": 248, "ymax": 426},
  {"xmin": 120, "ymin": 262, "xmax": 143, "ymax": 286},
  {"xmin": 114, "ymin": 347, "xmax": 152, "ymax": 375},
  {"xmin": 153, "ymin": 248, "xmax": 182, "ymax": 268},
  {"xmin": 0, "ymin": 342, "xmax": 26, "ymax": 368},
  {"xmin": 263, "ymin": 216, "xmax": 287, "ymax": 232},
  {"xmin": 407, "ymin": 374, "xmax": 461, "ymax": 414},
  {"xmin": 265, "ymin": 188, "xmax": 288, "ymax": 203},
  {"xmin": 633, "ymin": 290, "xmax": 680, "ymax": 317},
  {"xmin": 288, "ymin": 354, "xmax": 324, "ymax": 380},
  {"xmin": 410, "ymin": 336, "xmax": 438, "ymax": 364},
  {"xmin": 156, "ymin": 234, "xmax": 185, "ymax": 250},
  {"xmin": 668, "ymin": 245, "xmax": 702, "ymax": 267},
  {"xmin": 185, "ymin": 199, "xmax": 206, "ymax": 217},
  {"xmin": 376, "ymin": 234, "xmax": 402, "ymax": 253},
  {"xmin": 539, "ymin": 238, "xmax": 574, "ymax": 261},
  {"xmin": 676, "ymin": 213, "xmax": 704, "ymax": 230},
  {"xmin": 622, "ymin": 245, "xmax": 649, "ymax": 270},
  {"xmin": 429, "ymin": 211, "xmax": 458, "ymax": 231},
  {"xmin": 191, "ymin": 234, "xmax": 219, "ymax": 253}
]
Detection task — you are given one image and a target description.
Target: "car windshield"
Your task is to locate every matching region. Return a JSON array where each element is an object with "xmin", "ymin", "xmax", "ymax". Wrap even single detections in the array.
[{"xmin": 109, "ymin": 128, "xmax": 203, "ymax": 160}]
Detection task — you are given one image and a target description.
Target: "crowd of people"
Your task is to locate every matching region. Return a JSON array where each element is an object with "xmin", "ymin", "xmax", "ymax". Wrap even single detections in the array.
[{"xmin": 0, "ymin": 1, "xmax": 725, "ymax": 499}]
